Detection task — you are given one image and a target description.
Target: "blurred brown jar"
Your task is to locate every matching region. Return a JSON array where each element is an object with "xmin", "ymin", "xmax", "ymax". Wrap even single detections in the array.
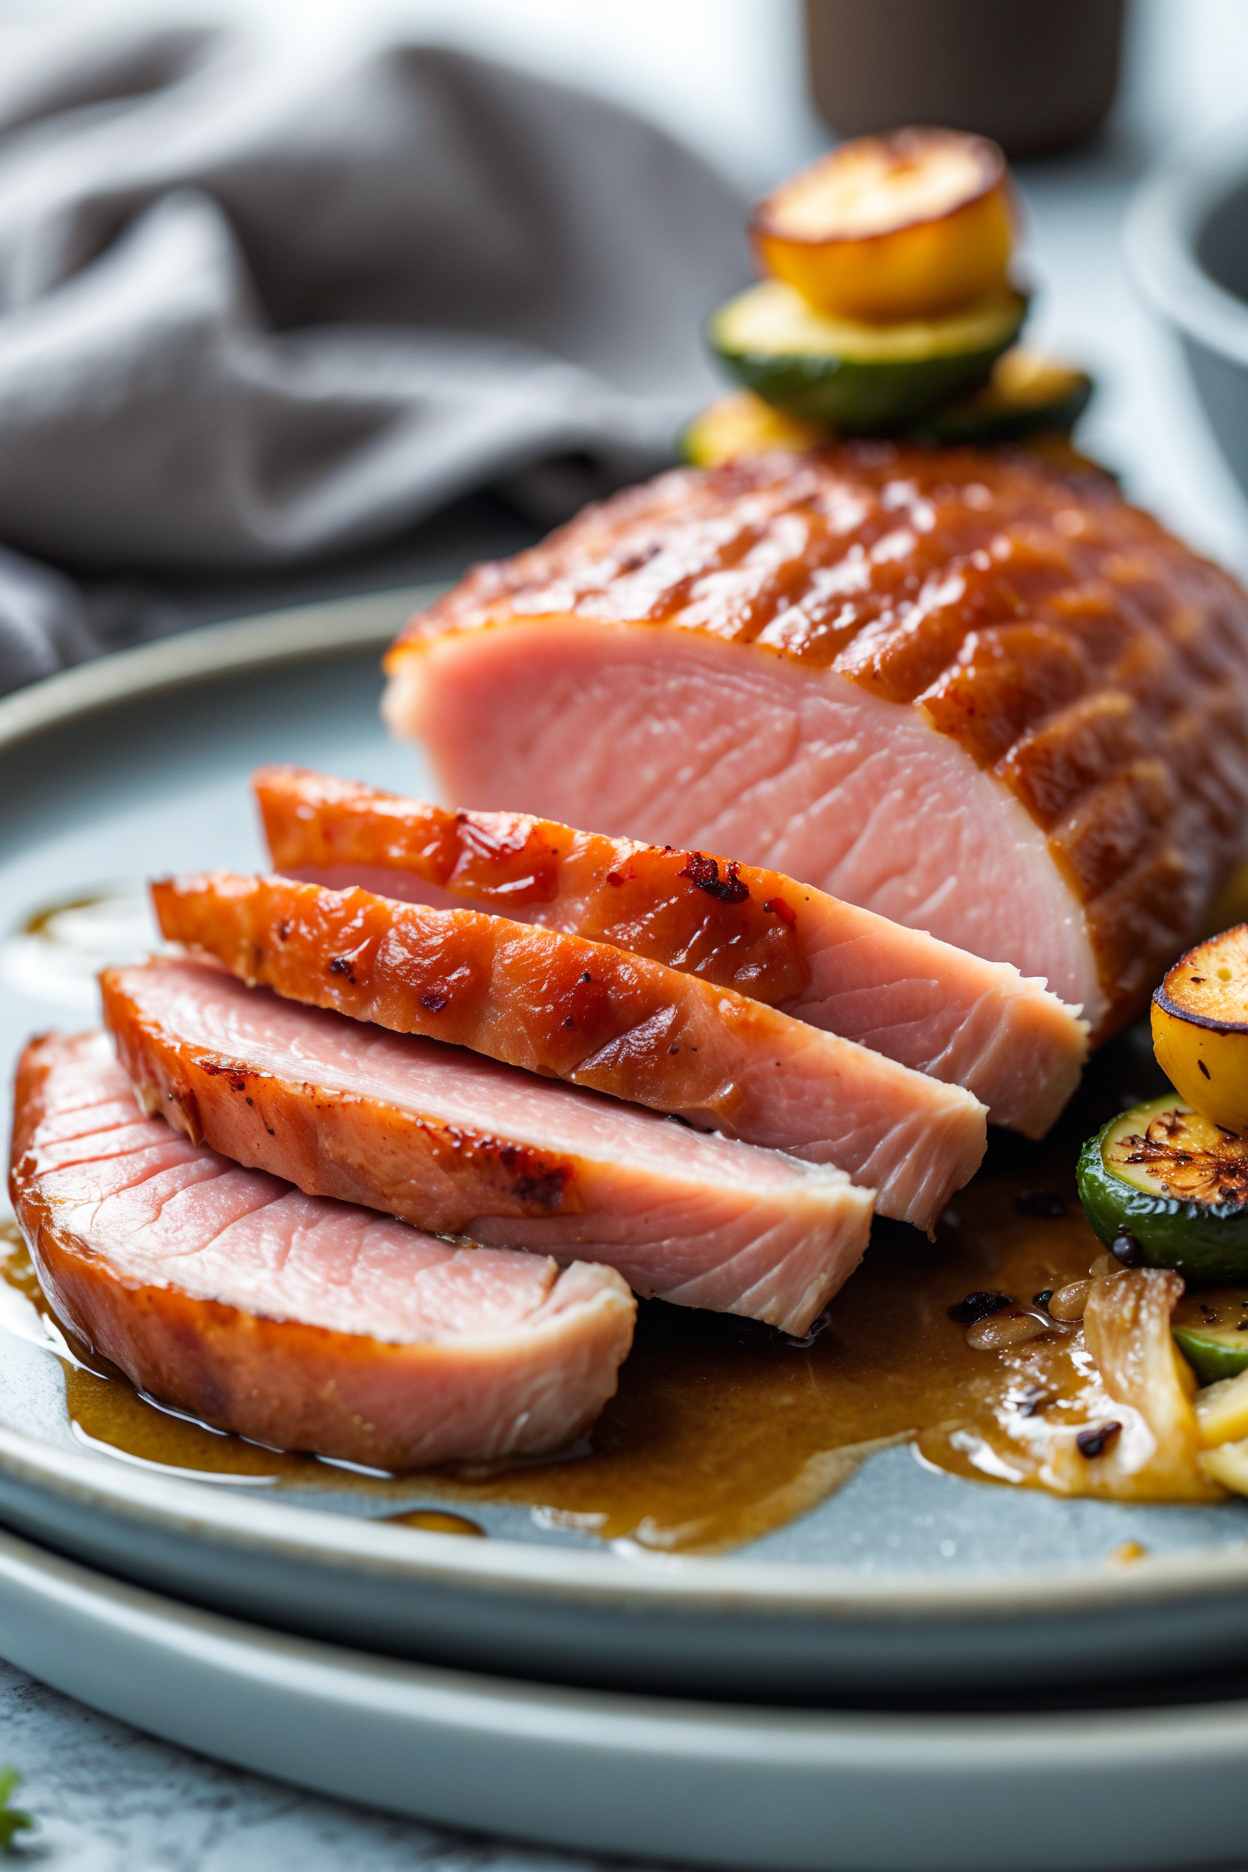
[{"xmin": 805, "ymin": 0, "xmax": 1126, "ymax": 160}]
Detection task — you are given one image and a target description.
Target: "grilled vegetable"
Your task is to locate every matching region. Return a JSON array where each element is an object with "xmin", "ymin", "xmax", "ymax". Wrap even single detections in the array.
[
  {"xmin": 1172, "ymin": 1324, "xmax": 1248, "ymax": 1386},
  {"xmin": 749, "ymin": 128, "xmax": 1014, "ymax": 323},
  {"xmin": 708, "ymin": 280, "xmax": 1026, "ymax": 432},
  {"xmin": 1152, "ymin": 926, "xmax": 1248, "ymax": 1132},
  {"xmin": 681, "ymin": 391, "xmax": 826, "ymax": 468},
  {"xmin": 1195, "ymin": 1368, "xmax": 1248, "ymax": 1443},
  {"xmin": 1200, "ymin": 1435, "xmax": 1248, "ymax": 1492},
  {"xmin": 687, "ymin": 356, "xmax": 1092, "ymax": 465},
  {"xmin": 910, "ymin": 348, "xmax": 1092, "ymax": 445},
  {"xmin": 1044, "ymin": 1268, "xmax": 1221, "ymax": 1502},
  {"xmin": 1077, "ymin": 1094, "xmax": 1248, "ymax": 1284}
]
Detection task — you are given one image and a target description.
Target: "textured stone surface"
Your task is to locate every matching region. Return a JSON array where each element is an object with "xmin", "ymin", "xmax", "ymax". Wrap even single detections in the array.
[{"xmin": 0, "ymin": 1656, "xmax": 620, "ymax": 1872}]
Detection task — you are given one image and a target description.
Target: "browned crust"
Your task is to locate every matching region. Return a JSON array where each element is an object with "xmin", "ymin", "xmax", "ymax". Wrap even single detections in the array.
[
  {"xmin": 149, "ymin": 872, "xmax": 809, "ymax": 1130},
  {"xmin": 389, "ymin": 444, "xmax": 1248, "ymax": 1031},
  {"xmin": 255, "ymin": 765, "xmax": 812, "ymax": 1004},
  {"xmin": 748, "ymin": 129, "xmax": 1005, "ymax": 251},
  {"xmin": 8, "ymin": 1036, "xmax": 633, "ymax": 1469},
  {"xmin": 102, "ymin": 966, "xmax": 585, "ymax": 1229},
  {"xmin": 1155, "ymin": 927, "xmax": 1248, "ymax": 1036}
]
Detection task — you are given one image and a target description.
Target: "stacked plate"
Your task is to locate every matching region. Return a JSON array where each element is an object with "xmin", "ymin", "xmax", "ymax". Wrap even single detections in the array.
[{"xmin": 4, "ymin": 593, "xmax": 1248, "ymax": 1872}]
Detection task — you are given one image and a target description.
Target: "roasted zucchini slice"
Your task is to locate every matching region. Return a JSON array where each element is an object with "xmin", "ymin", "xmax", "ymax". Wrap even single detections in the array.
[
  {"xmin": 708, "ymin": 280, "xmax": 1027, "ymax": 432},
  {"xmin": 1077, "ymin": 1094, "xmax": 1248, "ymax": 1285},
  {"xmin": 1173, "ymin": 1325, "xmax": 1248, "ymax": 1387},
  {"xmin": 1152, "ymin": 926, "xmax": 1248, "ymax": 1132},
  {"xmin": 749, "ymin": 128, "xmax": 1014, "ymax": 324},
  {"xmin": 681, "ymin": 391, "xmax": 827, "ymax": 468},
  {"xmin": 909, "ymin": 348, "xmax": 1093, "ymax": 445}
]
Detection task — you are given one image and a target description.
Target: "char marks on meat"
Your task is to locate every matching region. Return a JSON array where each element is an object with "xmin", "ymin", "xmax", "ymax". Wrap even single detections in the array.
[
  {"xmin": 383, "ymin": 443, "xmax": 1248, "ymax": 1039},
  {"xmin": 151, "ymin": 870, "xmax": 987, "ymax": 1232},
  {"xmin": 103, "ymin": 957, "xmax": 874, "ymax": 1334},
  {"xmin": 256, "ymin": 764, "xmax": 1087, "ymax": 1135}
]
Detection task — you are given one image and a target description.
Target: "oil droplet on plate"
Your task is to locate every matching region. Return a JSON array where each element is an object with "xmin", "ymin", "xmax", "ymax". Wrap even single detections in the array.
[{"xmin": 387, "ymin": 1509, "xmax": 485, "ymax": 1537}]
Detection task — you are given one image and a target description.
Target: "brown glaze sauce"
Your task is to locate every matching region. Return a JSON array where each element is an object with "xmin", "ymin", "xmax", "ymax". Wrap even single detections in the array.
[
  {"xmin": 0, "ymin": 1029, "xmax": 1228, "ymax": 1553},
  {"xmin": 431, "ymin": 1151, "xmax": 1119, "ymax": 1545},
  {"xmin": 389, "ymin": 1509, "xmax": 485, "ymax": 1537}
]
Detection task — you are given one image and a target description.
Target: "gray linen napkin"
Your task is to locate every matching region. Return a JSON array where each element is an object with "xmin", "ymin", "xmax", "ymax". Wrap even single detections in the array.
[{"xmin": 0, "ymin": 18, "xmax": 747, "ymax": 696}]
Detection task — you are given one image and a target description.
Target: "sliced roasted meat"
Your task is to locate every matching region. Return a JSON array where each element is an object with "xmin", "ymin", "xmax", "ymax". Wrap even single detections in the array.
[
  {"xmin": 8, "ymin": 1032, "xmax": 635, "ymax": 1469},
  {"xmin": 102, "ymin": 958, "xmax": 873, "ymax": 1333},
  {"xmin": 256, "ymin": 764, "xmax": 1087, "ymax": 1136},
  {"xmin": 152, "ymin": 872, "xmax": 986, "ymax": 1232},
  {"xmin": 382, "ymin": 443, "xmax": 1248, "ymax": 1042}
]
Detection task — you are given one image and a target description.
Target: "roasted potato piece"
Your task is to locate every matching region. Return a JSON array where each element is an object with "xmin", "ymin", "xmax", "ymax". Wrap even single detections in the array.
[
  {"xmin": 749, "ymin": 128, "xmax": 1014, "ymax": 323},
  {"xmin": 1153, "ymin": 926, "xmax": 1248, "ymax": 1132}
]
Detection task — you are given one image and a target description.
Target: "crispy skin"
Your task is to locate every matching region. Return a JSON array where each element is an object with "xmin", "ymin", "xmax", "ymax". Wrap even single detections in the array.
[
  {"xmin": 151, "ymin": 872, "xmax": 987, "ymax": 1231},
  {"xmin": 9, "ymin": 1033, "xmax": 635, "ymax": 1469},
  {"xmin": 386, "ymin": 443, "xmax": 1248, "ymax": 1035},
  {"xmin": 256, "ymin": 764, "xmax": 1087, "ymax": 1135},
  {"xmin": 256, "ymin": 764, "xmax": 813, "ymax": 1003},
  {"xmin": 103, "ymin": 958, "xmax": 874, "ymax": 1334},
  {"xmin": 103, "ymin": 962, "xmax": 587, "ymax": 1227}
]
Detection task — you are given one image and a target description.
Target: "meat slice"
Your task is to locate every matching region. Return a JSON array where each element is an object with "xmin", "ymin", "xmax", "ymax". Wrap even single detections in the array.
[
  {"xmin": 256, "ymin": 764, "xmax": 1087, "ymax": 1137},
  {"xmin": 8, "ymin": 1032, "xmax": 635, "ymax": 1469},
  {"xmin": 102, "ymin": 958, "xmax": 873, "ymax": 1334},
  {"xmin": 151, "ymin": 872, "xmax": 986, "ymax": 1232},
  {"xmin": 382, "ymin": 443, "xmax": 1248, "ymax": 1042}
]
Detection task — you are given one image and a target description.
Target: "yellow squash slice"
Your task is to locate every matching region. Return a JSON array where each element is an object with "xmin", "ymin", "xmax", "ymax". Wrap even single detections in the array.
[
  {"xmin": 1195, "ymin": 1368, "xmax": 1248, "ymax": 1446},
  {"xmin": 1152, "ymin": 925, "xmax": 1248, "ymax": 1132},
  {"xmin": 681, "ymin": 391, "xmax": 827, "ymax": 469},
  {"xmin": 911, "ymin": 347, "xmax": 1092, "ymax": 444},
  {"xmin": 749, "ymin": 127, "xmax": 1014, "ymax": 324}
]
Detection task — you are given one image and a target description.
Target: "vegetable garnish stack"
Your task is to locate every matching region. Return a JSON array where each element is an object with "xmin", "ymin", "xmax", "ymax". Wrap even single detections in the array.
[
  {"xmin": 686, "ymin": 126, "xmax": 1092, "ymax": 466},
  {"xmin": 1078, "ymin": 924, "xmax": 1248, "ymax": 1492}
]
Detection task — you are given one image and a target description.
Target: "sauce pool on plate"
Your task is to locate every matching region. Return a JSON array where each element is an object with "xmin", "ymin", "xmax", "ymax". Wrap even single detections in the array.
[{"xmin": 0, "ymin": 1016, "xmax": 1206, "ymax": 1552}]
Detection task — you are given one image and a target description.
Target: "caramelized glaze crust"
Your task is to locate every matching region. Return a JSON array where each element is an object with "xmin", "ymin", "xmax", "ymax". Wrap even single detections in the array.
[
  {"xmin": 9, "ymin": 1033, "xmax": 635, "ymax": 1468},
  {"xmin": 257, "ymin": 764, "xmax": 1087, "ymax": 1133},
  {"xmin": 152, "ymin": 871, "xmax": 987, "ymax": 1229},
  {"xmin": 391, "ymin": 444, "xmax": 1248, "ymax": 1026}
]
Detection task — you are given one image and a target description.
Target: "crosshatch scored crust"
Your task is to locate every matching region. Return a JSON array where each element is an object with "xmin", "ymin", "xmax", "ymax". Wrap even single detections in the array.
[{"xmin": 388, "ymin": 443, "xmax": 1248, "ymax": 1036}]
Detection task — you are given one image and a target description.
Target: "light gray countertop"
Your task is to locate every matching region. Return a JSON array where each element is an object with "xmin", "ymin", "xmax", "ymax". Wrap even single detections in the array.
[
  {"xmin": 8, "ymin": 1, "xmax": 1248, "ymax": 1866},
  {"xmin": 0, "ymin": 1655, "xmax": 628, "ymax": 1871}
]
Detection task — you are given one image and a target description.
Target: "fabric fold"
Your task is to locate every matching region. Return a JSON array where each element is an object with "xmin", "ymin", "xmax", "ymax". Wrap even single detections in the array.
[{"xmin": 0, "ymin": 19, "xmax": 746, "ymax": 695}]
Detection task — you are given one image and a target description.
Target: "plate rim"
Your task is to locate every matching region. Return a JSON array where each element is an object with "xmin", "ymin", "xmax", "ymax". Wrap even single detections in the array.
[
  {"xmin": 6, "ymin": 1418, "xmax": 1248, "ymax": 1621},
  {"xmin": 7, "ymin": 1515, "xmax": 1248, "ymax": 1751},
  {"xmin": 0, "ymin": 585, "xmax": 431, "ymax": 751},
  {"xmin": 6, "ymin": 591, "xmax": 1248, "ymax": 1626},
  {"xmin": 10, "ymin": 1520, "xmax": 1248, "ymax": 1872}
]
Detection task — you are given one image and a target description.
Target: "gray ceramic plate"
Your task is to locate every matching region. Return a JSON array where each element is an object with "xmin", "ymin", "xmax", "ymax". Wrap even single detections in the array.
[
  {"xmin": 6, "ymin": 592, "xmax": 1248, "ymax": 1704},
  {"xmin": 9, "ymin": 1519, "xmax": 1248, "ymax": 1872}
]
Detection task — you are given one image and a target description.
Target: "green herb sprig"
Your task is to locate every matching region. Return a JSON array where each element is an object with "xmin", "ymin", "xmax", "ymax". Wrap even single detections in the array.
[{"xmin": 0, "ymin": 1768, "xmax": 33, "ymax": 1852}]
